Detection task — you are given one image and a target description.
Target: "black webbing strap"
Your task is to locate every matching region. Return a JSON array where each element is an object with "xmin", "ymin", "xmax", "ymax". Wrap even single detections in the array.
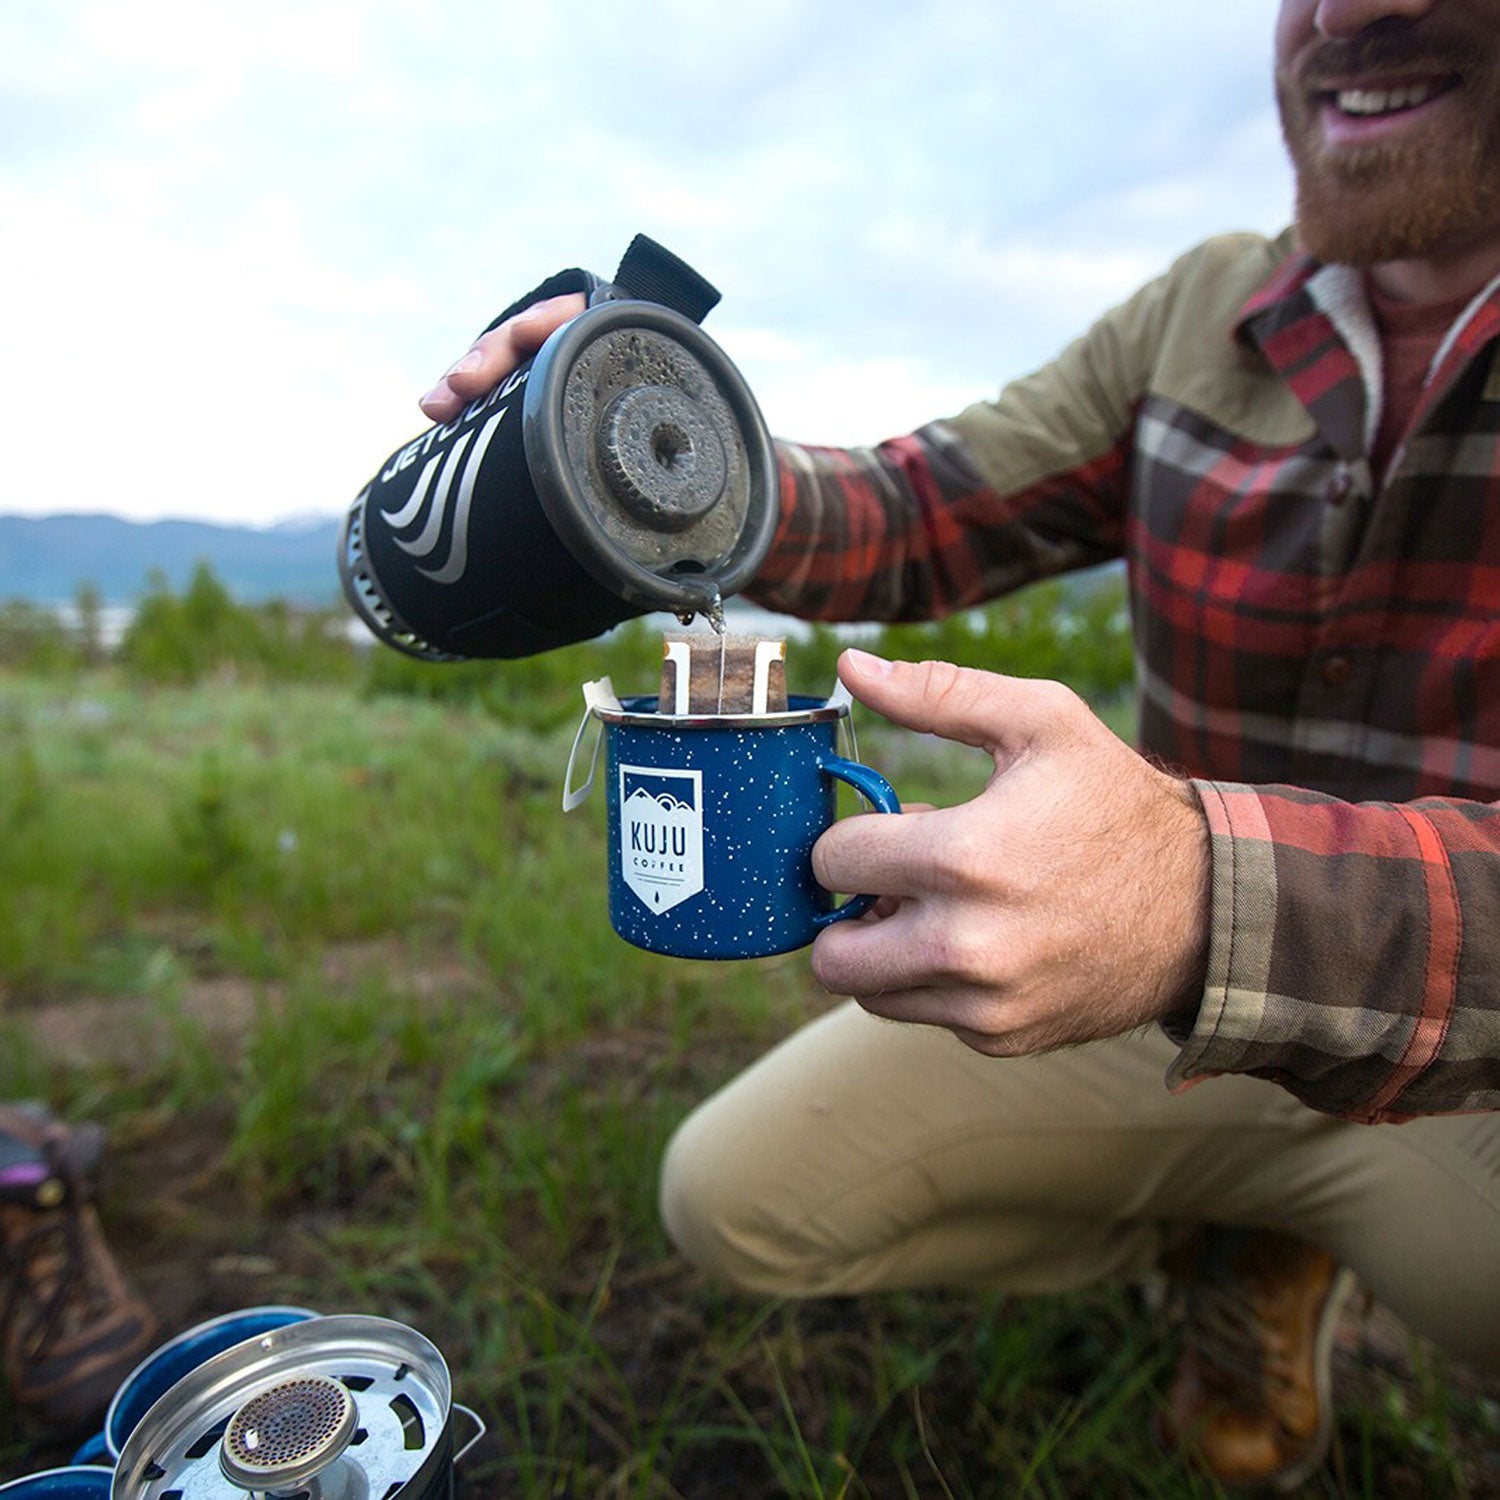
[
  {"xmin": 482, "ymin": 234, "xmax": 720, "ymax": 336},
  {"xmin": 608, "ymin": 234, "xmax": 720, "ymax": 322}
]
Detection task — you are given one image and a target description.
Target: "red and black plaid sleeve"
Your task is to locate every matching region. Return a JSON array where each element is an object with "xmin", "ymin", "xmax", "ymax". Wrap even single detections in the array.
[
  {"xmin": 1173, "ymin": 785, "xmax": 1500, "ymax": 1120},
  {"xmin": 747, "ymin": 423, "xmax": 1127, "ymax": 622}
]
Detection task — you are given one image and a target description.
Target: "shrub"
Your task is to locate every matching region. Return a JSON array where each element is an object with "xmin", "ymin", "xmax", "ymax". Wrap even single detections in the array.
[
  {"xmin": 0, "ymin": 601, "xmax": 79, "ymax": 674},
  {"xmin": 119, "ymin": 563, "xmax": 359, "ymax": 685}
]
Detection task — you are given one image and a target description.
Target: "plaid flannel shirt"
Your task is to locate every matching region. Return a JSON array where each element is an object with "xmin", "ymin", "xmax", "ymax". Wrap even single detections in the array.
[{"xmin": 749, "ymin": 230, "xmax": 1500, "ymax": 1122}]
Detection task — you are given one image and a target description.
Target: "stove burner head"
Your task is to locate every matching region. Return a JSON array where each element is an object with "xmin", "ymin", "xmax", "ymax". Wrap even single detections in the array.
[{"xmin": 219, "ymin": 1374, "xmax": 357, "ymax": 1491}]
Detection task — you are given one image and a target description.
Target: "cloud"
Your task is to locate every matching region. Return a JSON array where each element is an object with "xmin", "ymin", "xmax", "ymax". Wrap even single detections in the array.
[{"xmin": 0, "ymin": 0, "xmax": 1291, "ymax": 524}]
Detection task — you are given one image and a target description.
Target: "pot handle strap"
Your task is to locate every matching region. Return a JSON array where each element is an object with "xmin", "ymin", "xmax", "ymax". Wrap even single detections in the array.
[{"xmin": 452, "ymin": 1402, "xmax": 488, "ymax": 1465}]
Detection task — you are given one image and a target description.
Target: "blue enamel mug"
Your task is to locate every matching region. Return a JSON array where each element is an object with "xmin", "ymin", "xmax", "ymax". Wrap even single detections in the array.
[
  {"xmin": 0, "ymin": 1472, "xmax": 112, "ymax": 1498},
  {"xmin": 102, "ymin": 1304, "xmax": 318, "ymax": 1459},
  {"xmin": 565, "ymin": 683, "xmax": 899, "ymax": 959}
]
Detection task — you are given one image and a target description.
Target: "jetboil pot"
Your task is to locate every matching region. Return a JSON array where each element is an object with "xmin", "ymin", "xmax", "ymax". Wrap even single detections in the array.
[
  {"xmin": 107, "ymin": 1313, "xmax": 484, "ymax": 1499},
  {"xmin": 340, "ymin": 236, "xmax": 779, "ymax": 660}
]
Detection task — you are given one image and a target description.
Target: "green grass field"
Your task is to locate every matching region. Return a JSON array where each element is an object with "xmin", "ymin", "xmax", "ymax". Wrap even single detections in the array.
[{"xmin": 0, "ymin": 657, "xmax": 1495, "ymax": 1496}]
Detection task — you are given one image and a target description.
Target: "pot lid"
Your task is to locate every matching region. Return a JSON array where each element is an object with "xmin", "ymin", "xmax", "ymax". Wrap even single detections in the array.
[
  {"xmin": 523, "ymin": 300, "xmax": 778, "ymax": 620},
  {"xmin": 110, "ymin": 1314, "xmax": 452, "ymax": 1499}
]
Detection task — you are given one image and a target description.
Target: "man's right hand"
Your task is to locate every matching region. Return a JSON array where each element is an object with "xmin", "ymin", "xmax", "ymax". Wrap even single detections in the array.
[{"xmin": 418, "ymin": 292, "xmax": 588, "ymax": 424}]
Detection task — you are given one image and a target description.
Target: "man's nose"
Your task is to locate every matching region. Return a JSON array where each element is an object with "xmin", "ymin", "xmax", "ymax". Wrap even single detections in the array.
[{"xmin": 1312, "ymin": 0, "xmax": 1441, "ymax": 40}]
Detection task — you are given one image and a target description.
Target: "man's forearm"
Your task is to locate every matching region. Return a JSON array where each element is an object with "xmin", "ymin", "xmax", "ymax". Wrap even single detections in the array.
[{"xmin": 748, "ymin": 422, "xmax": 1126, "ymax": 623}]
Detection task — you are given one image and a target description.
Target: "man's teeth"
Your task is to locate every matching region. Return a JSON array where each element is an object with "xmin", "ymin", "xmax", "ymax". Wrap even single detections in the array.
[{"xmin": 1336, "ymin": 82, "xmax": 1441, "ymax": 116}]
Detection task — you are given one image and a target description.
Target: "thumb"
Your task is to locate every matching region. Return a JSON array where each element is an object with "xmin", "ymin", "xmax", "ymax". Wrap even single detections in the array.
[{"xmin": 837, "ymin": 647, "xmax": 1067, "ymax": 755}]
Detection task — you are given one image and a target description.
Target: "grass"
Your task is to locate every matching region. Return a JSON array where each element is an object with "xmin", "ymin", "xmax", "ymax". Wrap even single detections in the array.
[{"xmin": 0, "ymin": 667, "xmax": 1495, "ymax": 1496}]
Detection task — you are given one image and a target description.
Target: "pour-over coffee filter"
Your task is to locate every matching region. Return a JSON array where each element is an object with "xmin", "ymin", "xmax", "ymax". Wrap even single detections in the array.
[{"xmin": 660, "ymin": 632, "xmax": 788, "ymax": 715}]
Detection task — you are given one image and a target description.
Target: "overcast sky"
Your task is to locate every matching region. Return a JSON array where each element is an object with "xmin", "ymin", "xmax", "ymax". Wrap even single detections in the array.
[{"xmin": 2, "ymin": 0, "xmax": 1294, "ymax": 529}]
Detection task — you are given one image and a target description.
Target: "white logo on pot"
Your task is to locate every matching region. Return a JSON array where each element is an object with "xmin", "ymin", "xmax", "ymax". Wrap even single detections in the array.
[{"xmin": 619, "ymin": 765, "xmax": 704, "ymax": 915}]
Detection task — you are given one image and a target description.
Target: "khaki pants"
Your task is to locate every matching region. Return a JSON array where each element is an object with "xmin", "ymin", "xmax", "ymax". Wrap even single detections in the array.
[{"xmin": 659, "ymin": 1002, "xmax": 1500, "ymax": 1374}]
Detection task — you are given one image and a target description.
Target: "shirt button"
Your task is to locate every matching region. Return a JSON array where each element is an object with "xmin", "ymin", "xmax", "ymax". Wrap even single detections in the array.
[
  {"xmin": 1320, "ymin": 653, "xmax": 1354, "ymax": 687},
  {"xmin": 1325, "ymin": 467, "xmax": 1352, "ymax": 505}
]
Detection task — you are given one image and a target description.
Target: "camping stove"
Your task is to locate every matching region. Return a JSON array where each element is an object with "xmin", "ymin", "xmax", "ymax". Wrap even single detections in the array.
[{"xmin": 110, "ymin": 1314, "xmax": 483, "ymax": 1499}]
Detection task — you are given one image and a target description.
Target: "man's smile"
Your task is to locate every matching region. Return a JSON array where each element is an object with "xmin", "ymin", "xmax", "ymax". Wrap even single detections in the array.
[
  {"xmin": 1306, "ymin": 67, "xmax": 1464, "ymax": 146},
  {"xmin": 1326, "ymin": 75, "xmax": 1457, "ymax": 116}
]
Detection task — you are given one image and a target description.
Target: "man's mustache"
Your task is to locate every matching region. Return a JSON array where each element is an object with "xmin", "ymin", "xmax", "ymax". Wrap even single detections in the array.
[{"xmin": 1296, "ymin": 20, "xmax": 1469, "ymax": 90}]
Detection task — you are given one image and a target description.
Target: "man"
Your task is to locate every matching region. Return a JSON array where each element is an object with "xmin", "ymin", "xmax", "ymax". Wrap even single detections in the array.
[{"xmin": 418, "ymin": 0, "xmax": 1500, "ymax": 1486}]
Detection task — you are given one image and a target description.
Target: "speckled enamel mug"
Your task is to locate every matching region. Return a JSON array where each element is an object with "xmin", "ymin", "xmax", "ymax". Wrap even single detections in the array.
[{"xmin": 564, "ymin": 684, "xmax": 900, "ymax": 959}]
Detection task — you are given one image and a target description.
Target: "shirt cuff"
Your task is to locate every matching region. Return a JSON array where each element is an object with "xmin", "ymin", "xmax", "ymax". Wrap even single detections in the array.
[{"xmin": 1163, "ymin": 779, "xmax": 1279, "ymax": 1092}]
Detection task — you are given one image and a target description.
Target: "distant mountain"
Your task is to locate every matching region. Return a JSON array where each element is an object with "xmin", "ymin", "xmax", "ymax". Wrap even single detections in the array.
[{"xmin": 0, "ymin": 513, "xmax": 344, "ymax": 607}]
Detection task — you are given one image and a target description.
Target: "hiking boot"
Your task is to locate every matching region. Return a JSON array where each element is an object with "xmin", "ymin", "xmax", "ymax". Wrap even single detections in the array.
[
  {"xmin": 0, "ymin": 1103, "xmax": 103, "ymax": 1212},
  {"xmin": 0, "ymin": 1103, "xmax": 156, "ymax": 1430},
  {"xmin": 1156, "ymin": 1227, "xmax": 1355, "ymax": 1491}
]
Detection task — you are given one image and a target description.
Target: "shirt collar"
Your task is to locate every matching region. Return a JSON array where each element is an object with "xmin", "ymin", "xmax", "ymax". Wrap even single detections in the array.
[
  {"xmin": 1235, "ymin": 236, "xmax": 1500, "ymax": 374},
  {"xmin": 1232, "ymin": 236, "xmax": 1500, "ymax": 465}
]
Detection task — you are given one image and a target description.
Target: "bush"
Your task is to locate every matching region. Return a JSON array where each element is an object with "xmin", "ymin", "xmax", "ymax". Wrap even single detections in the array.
[
  {"xmin": 362, "ymin": 617, "xmax": 666, "ymax": 731},
  {"xmin": 874, "ymin": 570, "xmax": 1134, "ymax": 703},
  {"xmin": 359, "ymin": 570, "xmax": 1136, "ymax": 727},
  {"xmin": 0, "ymin": 601, "xmax": 80, "ymax": 674},
  {"xmin": 119, "ymin": 563, "xmax": 358, "ymax": 685}
]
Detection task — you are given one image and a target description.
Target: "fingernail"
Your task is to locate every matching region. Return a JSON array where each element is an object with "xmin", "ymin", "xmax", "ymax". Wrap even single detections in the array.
[
  {"xmin": 843, "ymin": 648, "xmax": 894, "ymax": 678},
  {"xmin": 446, "ymin": 349, "xmax": 484, "ymax": 377},
  {"xmin": 418, "ymin": 385, "xmax": 451, "ymax": 414}
]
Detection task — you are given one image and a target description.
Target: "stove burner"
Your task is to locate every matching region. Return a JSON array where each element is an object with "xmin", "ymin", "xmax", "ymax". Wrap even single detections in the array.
[{"xmin": 219, "ymin": 1374, "xmax": 357, "ymax": 1491}]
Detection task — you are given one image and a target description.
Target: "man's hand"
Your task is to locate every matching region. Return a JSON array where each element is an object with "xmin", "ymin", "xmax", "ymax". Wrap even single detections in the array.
[
  {"xmin": 811, "ymin": 648, "xmax": 1211, "ymax": 1056},
  {"xmin": 418, "ymin": 292, "xmax": 588, "ymax": 424}
]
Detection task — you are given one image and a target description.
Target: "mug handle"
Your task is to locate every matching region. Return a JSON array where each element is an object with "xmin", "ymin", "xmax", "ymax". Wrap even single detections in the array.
[{"xmin": 813, "ymin": 756, "xmax": 901, "ymax": 928}]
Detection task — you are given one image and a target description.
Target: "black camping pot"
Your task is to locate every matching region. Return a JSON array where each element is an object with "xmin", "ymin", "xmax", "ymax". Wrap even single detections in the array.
[
  {"xmin": 340, "ymin": 242, "xmax": 778, "ymax": 663},
  {"xmin": 109, "ymin": 1314, "xmax": 484, "ymax": 1499}
]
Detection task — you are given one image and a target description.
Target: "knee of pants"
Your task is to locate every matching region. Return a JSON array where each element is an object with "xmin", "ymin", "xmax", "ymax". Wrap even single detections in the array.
[{"xmin": 658, "ymin": 1104, "xmax": 842, "ymax": 1299}]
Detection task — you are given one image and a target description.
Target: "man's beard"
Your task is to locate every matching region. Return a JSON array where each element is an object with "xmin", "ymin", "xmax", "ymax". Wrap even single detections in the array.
[{"xmin": 1277, "ymin": 24, "xmax": 1500, "ymax": 267}]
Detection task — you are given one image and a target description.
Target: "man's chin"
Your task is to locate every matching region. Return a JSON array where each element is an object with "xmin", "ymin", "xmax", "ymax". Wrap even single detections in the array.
[
  {"xmin": 1295, "ymin": 165, "xmax": 1500, "ymax": 267},
  {"xmin": 1295, "ymin": 211, "xmax": 1435, "ymax": 268}
]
